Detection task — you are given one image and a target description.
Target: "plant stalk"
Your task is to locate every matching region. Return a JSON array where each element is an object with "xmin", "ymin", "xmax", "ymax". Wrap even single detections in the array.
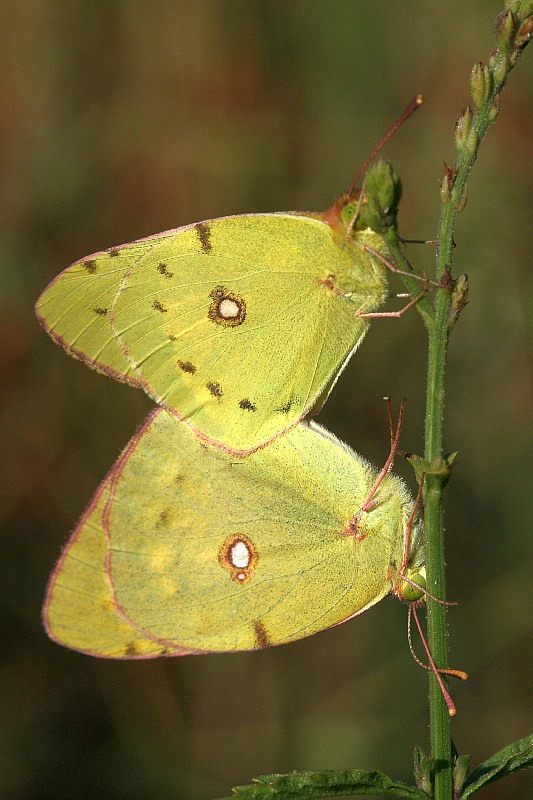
[
  {"xmin": 421, "ymin": 9, "xmax": 532, "ymax": 796},
  {"xmin": 423, "ymin": 277, "xmax": 453, "ymax": 800}
]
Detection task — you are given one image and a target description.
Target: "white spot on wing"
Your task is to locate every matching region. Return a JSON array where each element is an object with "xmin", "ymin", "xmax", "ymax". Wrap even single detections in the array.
[
  {"xmin": 219, "ymin": 298, "xmax": 240, "ymax": 319},
  {"xmin": 230, "ymin": 540, "xmax": 251, "ymax": 568}
]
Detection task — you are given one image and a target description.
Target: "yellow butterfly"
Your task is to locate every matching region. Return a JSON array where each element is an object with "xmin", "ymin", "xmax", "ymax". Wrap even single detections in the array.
[
  {"xmin": 44, "ymin": 408, "xmax": 425, "ymax": 658},
  {"xmin": 36, "ymin": 205, "xmax": 389, "ymax": 454}
]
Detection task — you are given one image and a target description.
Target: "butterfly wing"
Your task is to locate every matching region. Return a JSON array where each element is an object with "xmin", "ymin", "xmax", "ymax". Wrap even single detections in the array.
[
  {"xmin": 35, "ymin": 238, "xmax": 169, "ymax": 386},
  {"xmin": 36, "ymin": 214, "xmax": 386, "ymax": 452},
  {"xmin": 110, "ymin": 214, "xmax": 387, "ymax": 452},
  {"xmin": 42, "ymin": 469, "xmax": 190, "ymax": 658},
  {"xmin": 105, "ymin": 409, "xmax": 412, "ymax": 654}
]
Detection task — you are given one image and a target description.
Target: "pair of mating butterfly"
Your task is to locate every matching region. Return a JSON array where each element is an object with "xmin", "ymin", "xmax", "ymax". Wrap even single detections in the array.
[{"xmin": 37, "ymin": 109, "xmax": 432, "ymax": 663}]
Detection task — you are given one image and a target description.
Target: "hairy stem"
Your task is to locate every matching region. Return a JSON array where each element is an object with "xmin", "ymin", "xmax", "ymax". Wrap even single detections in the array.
[{"xmin": 422, "ymin": 4, "xmax": 531, "ymax": 797}]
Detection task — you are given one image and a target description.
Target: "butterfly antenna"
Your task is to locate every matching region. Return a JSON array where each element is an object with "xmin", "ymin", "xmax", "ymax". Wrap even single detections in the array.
[
  {"xmin": 348, "ymin": 94, "xmax": 424, "ymax": 196},
  {"xmin": 408, "ymin": 605, "xmax": 468, "ymax": 717}
]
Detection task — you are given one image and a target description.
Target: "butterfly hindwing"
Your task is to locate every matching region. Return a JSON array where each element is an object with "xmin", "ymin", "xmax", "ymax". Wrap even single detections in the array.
[
  {"xmin": 105, "ymin": 409, "xmax": 414, "ymax": 654},
  {"xmin": 43, "ymin": 470, "xmax": 189, "ymax": 658}
]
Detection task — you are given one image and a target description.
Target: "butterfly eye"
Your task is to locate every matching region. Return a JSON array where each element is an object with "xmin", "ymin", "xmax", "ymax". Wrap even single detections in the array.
[
  {"xmin": 400, "ymin": 572, "xmax": 426, "ymax": 602},
  {"xmin": 208, "ymin": 286, "xmax": 246, "ymax": 327}
]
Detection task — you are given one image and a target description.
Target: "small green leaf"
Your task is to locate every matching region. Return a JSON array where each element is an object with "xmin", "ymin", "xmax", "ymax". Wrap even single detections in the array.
[
  {"xmin": 453, "ymin": 755, "xmax": 471, "ymax": 798},
  {"xmin": 448, "ymin": 274, "xmax": 469, "ymax": 330},
  {"xmin": 413, "ymin": 745, "xmax": 435, "ymax": 795},
  {"xmin": 217, "ymin": 769, "xmax": 431, "ymax": 800},
  {"xmin": 406, "ymin": 454, "xmax": 431, "ymax": 482},
  {"xmin": 460, "ymin": 733, "xmax": 533, "ymax": 798}
]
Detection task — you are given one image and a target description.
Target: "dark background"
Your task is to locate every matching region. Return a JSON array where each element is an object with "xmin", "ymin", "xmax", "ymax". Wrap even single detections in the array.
[{"xmin": 1, "ymin": 2, "xmax": 531, "ymax": 799}]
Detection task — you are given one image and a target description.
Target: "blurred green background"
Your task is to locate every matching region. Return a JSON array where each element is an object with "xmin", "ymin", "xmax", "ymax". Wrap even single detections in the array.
[{"xmin": 1, "ymin": 1, "xmax": 531, "ymax": 799}]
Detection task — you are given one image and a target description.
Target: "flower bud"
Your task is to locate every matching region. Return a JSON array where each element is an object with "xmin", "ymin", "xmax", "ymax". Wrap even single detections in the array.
[
  {"xmin": 488, "ymin": 48, "xmax": 500, "ymax": 68},
  {"xmin": 496, "ymin": 9, "xmax": 516, "ymax": 52},
  {"xmin": 440, "ymin": 164, "xmax": 456, "ymax": 204},
  {"xmin": 492, "ymin": 54, "xmax": 509, "ymax": 85},
  {"xmin": 470, "ymin": 62, "xmax": 491, "ymax": 107},
  {"xmin": 488, "ymin": 93, "xmax": 500, "ymax": 121},
  {"xmin": 448, "ymin": 274, "xmax": 469, "ymax": 329},
  {"xmin": 516, "ymin": 15, "xmax": 533, "ymax": 48},
  {"xmin": 455, "ymin": 106, "xmax": 472, "ymax": 151},
  {"xmin": 465, "ymin": 126, "xmax": 479, "ymax": 157},
  {"xmin": 454, "ymin": 186, "xmax": 468, "ymax": 213}
]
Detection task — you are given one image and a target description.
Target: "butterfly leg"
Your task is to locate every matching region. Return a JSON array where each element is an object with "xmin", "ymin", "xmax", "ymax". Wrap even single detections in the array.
[
  {"xmin": 356, "ymin": 282, "xmax": 430, "ymax": 318},
  {"xmin": 359, "ymin": 242, "xmax": 441, "ymax": 286},
  {"xmin": 399, "ymin": 236, "xmax": 438, "ymax": 246},
  {"xmin": 401, "ymin": 476, "xmax": 425, "ymax": 573},
  {"xmin": 344, "ymin": 400, "xmax": 406, "ymax": 540}
]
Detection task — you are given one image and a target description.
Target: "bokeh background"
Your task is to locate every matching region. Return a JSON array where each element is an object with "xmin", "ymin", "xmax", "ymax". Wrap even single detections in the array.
[{"xmin": 1, "ymin": 1, "xmax": 531, "ymax": 799}]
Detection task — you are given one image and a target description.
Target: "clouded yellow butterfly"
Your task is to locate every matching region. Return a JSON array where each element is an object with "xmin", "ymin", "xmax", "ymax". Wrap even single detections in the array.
[{"xmin": 43, "ymin": 408, "xmax": 425, "ymax": 658}]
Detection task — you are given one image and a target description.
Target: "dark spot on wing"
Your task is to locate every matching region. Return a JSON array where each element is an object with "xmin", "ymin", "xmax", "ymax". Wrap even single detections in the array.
[
  {"xmin": 206, "ymin": 381, "xmax": 223, "ymax": 398},
  {"xmin": 276, "ymin": 400, "xmax": 293, "ymax": 413},
  {"xmin": 178, "ymin": 360, "xmax": 196, "ymax": 374},
  {"xmin": 168, "ymin": 334, "xmax": 177, "ymax": 341},
  {"xmin": 239, "ymin": 398, "xmax": 256, "ymax": 411},
  {"xmin": 253, "ymin": 620, "xmax": 270, "ymax": 649},
  {"xmin": 108, "ymin": 249, "xmax": 120, "ymax": 258},
  {"xmin": 93, "ymin": 307, "xmax": 108, "ymax": 316},
  {"xmin": 125, "ymin": 642, "xmax": 138, "ymax": 656},
  {"xmin": 174, "ymin": 474, "xmax": 184, "ymax": 483},
  {"xmin": 156, "ymin": 510, "xmax": 169, "ymax": 527},
  {"xmin": 153, "ymin": 300, "xmax": 168, "ymax": 313},
  {"xmin": 157, "ymin": 262, "xmax": 174, "ymax": 278},
  {"xmin": 195, "ymin": 222, "xmax": 212, "ymax": 253},
  {"xmin": 83, "ymin": 260, "xmax": 97, "ymax": 274}
]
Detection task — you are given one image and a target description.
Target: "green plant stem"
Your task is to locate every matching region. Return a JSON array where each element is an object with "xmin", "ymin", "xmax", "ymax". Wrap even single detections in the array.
[
  {"xmin": 424, "ymin": 279, "xmax": 453, "ymax": 800},
  {"xmin": 420, "ymin": 9, "xmax": 532, "ymax": 796}
]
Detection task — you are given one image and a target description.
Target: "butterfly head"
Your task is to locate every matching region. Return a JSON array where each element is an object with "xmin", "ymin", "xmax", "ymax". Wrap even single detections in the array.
[
  {"xmin": 323, "ymin": 160, "xmax": 402, "ymax": 242},
  {"xmin": 397, "ymin": 568, "xmax": 427, "ymax": 603}
]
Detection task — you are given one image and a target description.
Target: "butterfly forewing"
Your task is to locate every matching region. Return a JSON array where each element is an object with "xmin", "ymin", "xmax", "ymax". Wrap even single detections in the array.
[
  {"xmin": 111, "ymin": 214, "xmax": 383, "ymax": 452},
  {"xmin": 36, "ymin": 241, "xmax": 167, "ymax": 384},
  {"xmin": 37, "ymin": 213, "xmax": 387, "ymax": 452}
]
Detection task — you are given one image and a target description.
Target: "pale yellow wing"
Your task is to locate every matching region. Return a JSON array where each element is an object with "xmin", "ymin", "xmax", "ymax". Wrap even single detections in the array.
[
  {"xmin": 110, "ymin": 214, "xmax": 387, "ymax": 452},
  {"xmin": 35, "ymin": 241, "xmax": 160, "ymax": 385},
  {"xmin": 36, "ymin": 214, "xmax": 387, "ymax": 453},
  {"xmin": 43, "ymin": 471, "xmax": 189, "ymax": 658},
  {"xmin": 106, "ymin": 409, "xmax": 418, "ymax": 653}
]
